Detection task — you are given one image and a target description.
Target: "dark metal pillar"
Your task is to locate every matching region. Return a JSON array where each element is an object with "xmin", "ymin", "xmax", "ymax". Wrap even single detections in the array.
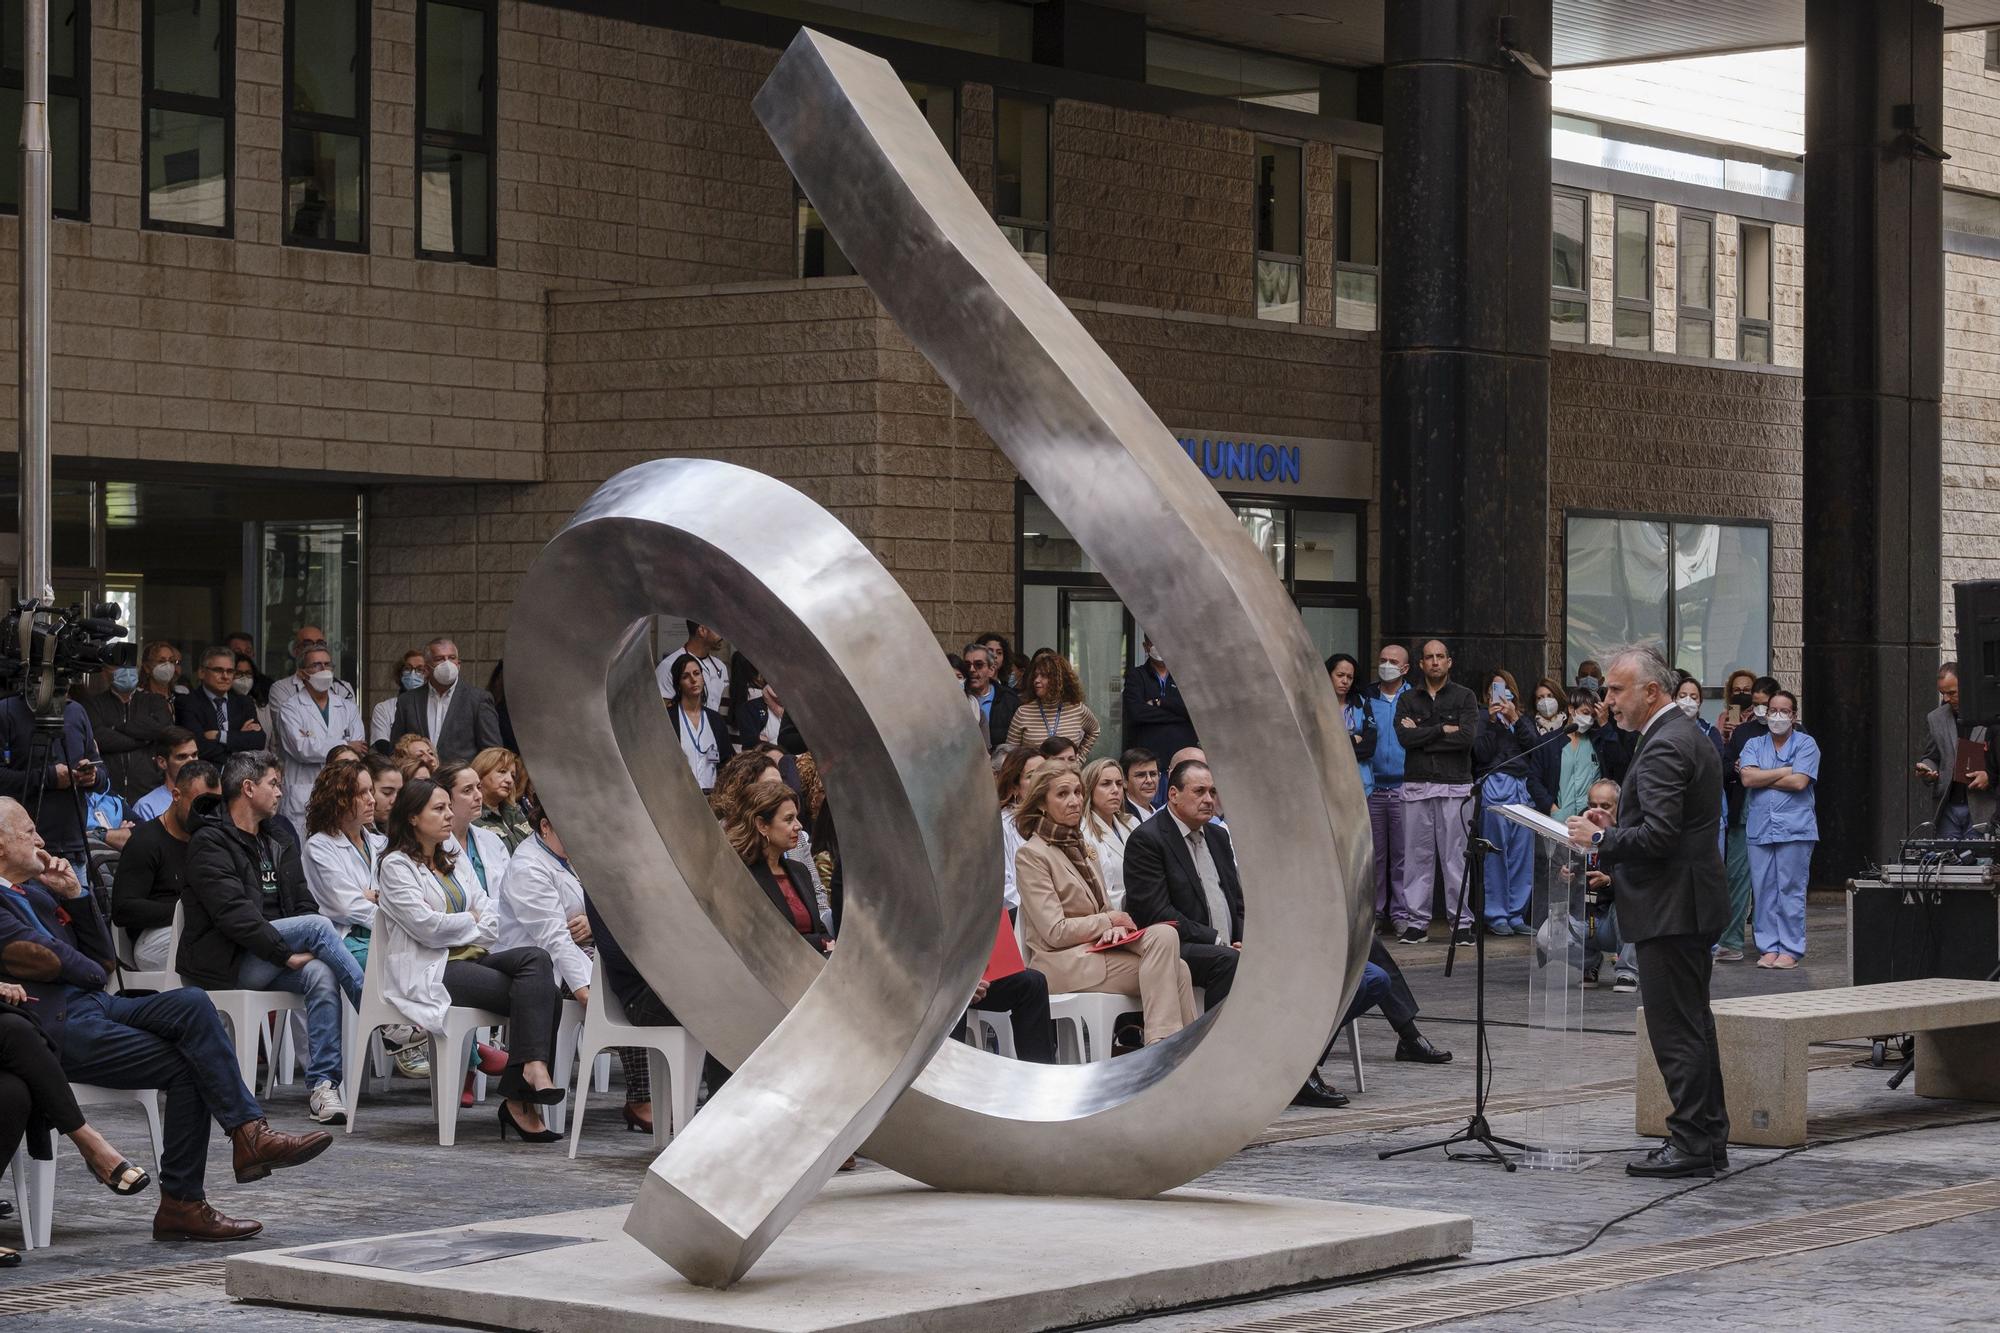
[
  {"xmin": 1803, "ymin": 0, "xmax": 1943, "ymax": 880},
  {"xmin": 1379, "ymin": 2, "xmax": 1551, "ymax": 688}
]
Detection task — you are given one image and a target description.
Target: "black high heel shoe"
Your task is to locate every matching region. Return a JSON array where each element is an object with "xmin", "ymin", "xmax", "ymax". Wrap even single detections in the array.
[
  {"xmin": 622, "ymin": 1105, "xmax": 652, "ymax": 1134},
  {"xmin": 497, "ymin": 1102, "xmax": 561, "ymax": 1143},
  {"xmin": 524, "ymin": 1084, "xmax": 566, "ymax": 1107}
]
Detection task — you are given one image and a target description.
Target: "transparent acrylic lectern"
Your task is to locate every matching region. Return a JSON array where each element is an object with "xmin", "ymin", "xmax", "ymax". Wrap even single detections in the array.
[{"xmin": 1498, "ymin": 803, "xmax": 1596, "ymax": 1172}]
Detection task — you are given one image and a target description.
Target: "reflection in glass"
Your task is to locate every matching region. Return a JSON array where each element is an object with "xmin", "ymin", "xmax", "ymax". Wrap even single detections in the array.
[
  {"xmin": 1257, "ymin": 258, "xmax": 1301, "ymax": 323},
  {"xmin": 1740, "ymin": 326, "xmax": 1772, "ymax": 364},
  {"xmin": 1551, "ymin": 298, "xmax": 1587, "ymax": 343},
  {"xmin": 285, "ymin": 130, "xmax": 364, "ymax": 245},
  {"xmin": 420, "ymin": 145, "xmax": 489, "ymax": 257},
  {"xmin": 1613, "ymin": 306, "xmax": 1650, "ymax": 351},
  {"xmin": 292, "ymin": 0, "xmax": 361, "ymax": 119},
  {"xmin": 1232, "ymin": 505, "xmax": 1287, "ymax": 582},
  {"xmin": 1614, "ymin": 205, "xmax": 1648, "ymax": 302},
  {"xmin": 1679, "ymin": 318, "xmax": 1712, "ymax": 359},
  {"xmin": 995, "ymin": 97, "xmax": 1048, "ymax": 223},
  {"xmin": 1564, "ymin": 516, "xmax": 1669, "ymax": 675},
  {"xmin": 1336, "ymin": 269, "xmax": 1378, "ymax": 331},
  {"xmin": 1299, "ymin": 605, "xmax": 1361, "ymax": 663},
  {"xmin": 1337, "ymin": 156, "xmax": 1378, "ymax": 265},
  {"xmin": 1674, "ymin": 523, "xmax": 1769, "ymax": 686},
  {"xmin": 1000, "ymin": 224, "xmax": 1049, "ymax": 281},
  {"xmin": 151, "ymin": 0, "xmax": 224, "ymax": 100},
  {"xmin": 1552, "ymin": 193, "xmax": 1586, "ymax": 290},
  {"xmin": 424, "ymin": 1, "xmax": 486, "ymax": 136},
  {"xmin": 1256, "ymin": 141, "xmax": 1301, "ymax": 256},
  {"xmin": 147, "ymin": 109, "xmax": 228, "ymax": 230},
  {"xmin": 1294, "ymin": 510, "xmax": 1359, "ymax": 584}
]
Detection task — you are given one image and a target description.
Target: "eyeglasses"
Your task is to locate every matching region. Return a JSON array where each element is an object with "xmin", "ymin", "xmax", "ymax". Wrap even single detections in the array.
[{"xmin": 203, "ymin": 664, "xmax": 236, "ymax": 677}]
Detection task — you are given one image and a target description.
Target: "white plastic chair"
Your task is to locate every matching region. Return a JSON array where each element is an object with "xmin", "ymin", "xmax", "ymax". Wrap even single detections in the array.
[
  {"xmin": 1340, "ymin": 1018, "xmax": 1366, "ymax": 1093},
  {"xmin": 140, "ymin": 903, "xmax": 306, "ymax": 1092},
  {"xmin": 566, "ymin": 956, "xmax": 705, "ymax": 1159},
  {"xmin": 344, "ymin": 940, "xmax": 502, "ymax": 1146},
  {"xmin": 1048, "ymin": 991, "xmax": 1136, "ymax": 1063},
  {"xmin": 9, "ymin": 1085, "xmax": 165, "ymax": 1250},
  {"xmin": 544, "ymin": 998, "xmax": 586, "ymax": 1135},
  {"xmin": 965, "ymin": 1009, "xmax": 1017, "ymax": 1058}
]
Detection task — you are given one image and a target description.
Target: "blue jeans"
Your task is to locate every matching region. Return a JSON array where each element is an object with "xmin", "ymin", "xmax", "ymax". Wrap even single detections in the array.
[
  {"xmin": 58, "ymin": 987, "xmax": 264, "ymax": 1201},
  {"xmin": 1939, "ymin": 800, "xmax": 1972, "ymax": 839},
  {"xmin": 234, "ymin": 915, "xmax": 364, "ymax": 1088}
]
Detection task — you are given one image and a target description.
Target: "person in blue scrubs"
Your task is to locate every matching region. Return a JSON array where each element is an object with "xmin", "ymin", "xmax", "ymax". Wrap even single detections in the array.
[{"xmin": 1736, "ymin": 689, "xmax": 1818, "ymax": 969}]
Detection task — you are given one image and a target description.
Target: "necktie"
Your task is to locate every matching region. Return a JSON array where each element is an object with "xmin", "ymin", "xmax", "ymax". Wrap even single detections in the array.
[{"xmin": 214, "ymin": 694, "xmax": 228, "ymax": 737}]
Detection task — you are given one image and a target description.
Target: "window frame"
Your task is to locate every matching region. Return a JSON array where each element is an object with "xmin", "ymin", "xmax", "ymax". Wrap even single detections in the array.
[
  {"xmin": 991, "ymin": 89, "xmax": 1052, "ymax": 281},
  {"xmin": 0, "ymin": 0, "xmax": 89, "ymax": 221},
  {"xmin": 1550, "ymin": 186, "xmax": 1591, "ymax": 343},
  {"xmin": 141, "ymin": 0, "xmax": 235, "ymax": 237},
  {"xmin": 1676, "ymin": 207, "xmax": 1715, "ymax": 359},
  {"xmin": 1611, "ymin": 197, "xmax": 1653, "ymax": 351},
  {"xmin": 414, "ymin": 0, "xmax": 498, "ymax": 266},
  {"xmin": 282, "ymin": 0, "xmax": 370, "ymax": 253},
  {"xmin": 1252, "ymin": 135, "xmax": 1304, "ymax": 323},
  {"xmin": 1737, "ymin": 220, "xmax": 1775, "ymax": 364},
  {"xmin": 1561, "ymin": 507, "xmax": 1774, "ymax": 693},
  {"xmin": 1986, "ymin": 28, "xmax": 2000, "ymax": 72},
  {"xmin": 1333, "ymin": 149, "xmax": 1380, "ymax": 332}
]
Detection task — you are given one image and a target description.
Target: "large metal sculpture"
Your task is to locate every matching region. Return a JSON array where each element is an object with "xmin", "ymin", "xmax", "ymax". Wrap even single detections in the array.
[{"xmin": 506, "ymin": 29, "xmax": 1374, "ymax": 1291}]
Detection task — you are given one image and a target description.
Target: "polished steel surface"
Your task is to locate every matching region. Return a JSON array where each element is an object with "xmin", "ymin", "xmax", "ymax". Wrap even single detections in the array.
[
  {"xmin": 16, "ymin": 0, "xmax": 50, "ymax": 602},
  {"xmin": 507, "ymin": 27, "xmax": 1373, "ymax": 1290}
]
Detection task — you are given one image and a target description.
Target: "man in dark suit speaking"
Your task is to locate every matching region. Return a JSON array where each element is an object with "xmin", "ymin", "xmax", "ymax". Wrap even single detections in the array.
[{"xmin": 1566, "ymin": 644, "xmax": 1729, "ymax": 1178}]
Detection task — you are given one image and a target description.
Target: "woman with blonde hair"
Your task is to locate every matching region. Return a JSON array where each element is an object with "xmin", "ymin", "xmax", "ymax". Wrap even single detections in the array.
[
  {"xmin": 728, "ymin": 779, "xmax": 832, "ymax": 955},
  {"xmin": 1004, "ymin": 649, "xmax": 1101, "ymax": 757},
  {"xmin": 1078, "ymin": 756, "xmax": 1139, "ymax": 911},
  {"xmin": 470, "ymin": 747, "xmax": 533, "ymax": 850},
  {"xmin": 1014, "ymin": 763, "xmax": 1195, "ymax": 1045}
]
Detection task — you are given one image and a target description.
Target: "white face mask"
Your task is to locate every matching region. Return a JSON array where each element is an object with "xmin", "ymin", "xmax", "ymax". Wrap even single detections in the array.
[
  {"xmin": 307, "ymin": 670, "xmax": 334, "ymax": 693},
  {"xmin": 1536, "ymin": 697, "xmax": 1559, "ymax": 718},
  {"xmin": 1571, "ymin": 711, "xmax": 1594, "ymax": 731},
  {"xmin": 1378, "ymin": 662, "xmax": 1403, "ymax": 683},
  {"xmin": 1145, "ymin": 646, "xmax": 1163, "ymax": 664},
  {"xmin": 229, "ymin": 675, "xmax": 254, "ymax": 696},
  {"xmin": 1767, "ymin": 713, "xmax": 1794, "ymax": 735},
  {"xmin": 1677, "ymin": 697, "xmax": 1700, "ymax": 719},
  {"xmin": 151, "ymin": 661, "xmax": 178, "ymax": 685},
  {"xmin": 430, "ymin": 659, "xmax": 460, "ymax": 688},
  {"xmin": 1753, "ymin": 703, "xmax": 1769, "ymax": 719}
]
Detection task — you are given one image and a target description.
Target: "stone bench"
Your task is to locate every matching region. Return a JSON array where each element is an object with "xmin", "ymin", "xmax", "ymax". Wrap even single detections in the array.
[{"xmin": 1635, "ymin": 978, "xmax": 2000, "ymax": 1147}]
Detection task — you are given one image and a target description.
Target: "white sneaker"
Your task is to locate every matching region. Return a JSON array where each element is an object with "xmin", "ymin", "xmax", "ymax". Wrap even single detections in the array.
[
  {"xmin": 393, "ymin": 1043, "xmax": 432, "ymax": 1079},
  {"xmin": 308, "ymin": 1079, "xmax": 348, "ymax": 1125}
]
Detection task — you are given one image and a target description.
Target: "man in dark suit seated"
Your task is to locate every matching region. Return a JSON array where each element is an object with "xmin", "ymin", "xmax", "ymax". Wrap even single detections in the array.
[
  {"xmin": 1123, "ymin": 758, "xmax": 1242, "ymax": 1007},
  {"xmin": 389, "ymin": 637, "xmax": 503, "ymax": 764},
  {"xmin": 174, "ymin": 647, "xmax": 266, "ymax": 765},
  {"xmin": 1567, "ymin": 644, "xmax": 1730, "ymax": 1179}
]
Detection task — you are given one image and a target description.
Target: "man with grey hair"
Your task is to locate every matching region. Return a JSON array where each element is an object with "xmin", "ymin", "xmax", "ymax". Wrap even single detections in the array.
[
  {"xmin": 175, "ymin": 646, "xmax": 265, "ymax": 765},
  {"xmin": 389, "ymin": 636, "xmax": 503, "ymax": 763},
  {"xmin": 1566, "ymin": 644, "xmax": 1729, "ymax": 1178}
]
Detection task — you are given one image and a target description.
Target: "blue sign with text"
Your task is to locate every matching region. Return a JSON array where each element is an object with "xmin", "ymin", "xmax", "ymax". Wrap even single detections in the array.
[{"xmin": 1178, "ymin": 436, "xmax": 1303, "ymax": 488}]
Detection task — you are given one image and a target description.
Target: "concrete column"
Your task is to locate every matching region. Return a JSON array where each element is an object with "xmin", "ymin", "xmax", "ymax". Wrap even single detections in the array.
[
  {"xmin": 1379, "ymin": 1, "xmax": 1550, "ymax": 687},
  {"xmin": 1802, "ymin": 0, "xmax": 1943, "ymax": 880}
]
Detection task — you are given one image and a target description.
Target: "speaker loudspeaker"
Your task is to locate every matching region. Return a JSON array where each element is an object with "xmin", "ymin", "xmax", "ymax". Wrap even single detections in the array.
[{"xmin": 1955, "ymin": 581, "xmax": 2000, "ymax": 726}]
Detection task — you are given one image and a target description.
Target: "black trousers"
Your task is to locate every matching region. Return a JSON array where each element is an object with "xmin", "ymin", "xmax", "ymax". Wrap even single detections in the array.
[
  {"xmin": 1634, "ymin": 933, "xmax": 1729, "ymax": 1155},
  {"xmin": 444, "ymin": 948, "xmax": 560, "ymax": 1102},
  {"xmin": 965, "ymin": 967, "xmax": 1056, "ymax": 1063},
  {"xmin": 0, "ymin": 1008, "xmax": 84, "ymax": 1166},
  {"xmin": 624, "ymin": 991, "xmax": 733, "ymax": 1104},
  {"xmin": 1180, "ymin": 941, "xmax": 1238, "ymax": 1005}
]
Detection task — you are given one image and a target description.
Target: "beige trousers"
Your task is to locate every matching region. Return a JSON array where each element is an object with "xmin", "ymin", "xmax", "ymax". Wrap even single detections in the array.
[{"xmin": 1093, "ymin": 922, "xmax": 1199, "ymax": 1044}]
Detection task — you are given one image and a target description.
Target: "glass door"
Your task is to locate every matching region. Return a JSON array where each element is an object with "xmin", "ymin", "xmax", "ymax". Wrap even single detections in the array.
[
  {"xmin": 260, "ymin": 520, "xmax": 361, "ymax": 685},
  {"xmin": 1058, "ymin": 589, "xmax": 1129, "ymax": 763}
]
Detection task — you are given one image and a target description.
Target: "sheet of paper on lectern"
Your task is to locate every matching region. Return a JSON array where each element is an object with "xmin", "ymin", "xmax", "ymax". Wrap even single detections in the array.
[{"xmin": 1498, "ymin": 803, "xmax": 1576, "ymax": 844}]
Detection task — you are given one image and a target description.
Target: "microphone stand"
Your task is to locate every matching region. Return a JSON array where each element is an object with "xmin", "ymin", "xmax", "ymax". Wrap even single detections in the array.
[{"xmin": 1379, "ymin": 713, "xmax": 1580, "ymax": 1172}]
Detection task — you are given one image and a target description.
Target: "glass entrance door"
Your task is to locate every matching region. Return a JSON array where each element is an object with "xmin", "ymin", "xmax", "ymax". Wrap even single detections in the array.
[{"xmin": 1058, "ymin": 589, "xmax": 1128, "ymax": 762}]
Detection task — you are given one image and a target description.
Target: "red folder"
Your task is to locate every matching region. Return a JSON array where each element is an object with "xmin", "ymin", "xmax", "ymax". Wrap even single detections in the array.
[
  {"xmin": 982, "ymin": 910, "xmax": 1026, "ymax": 982},
  {"xmin": 1084, "ymin": 922, "xmax": 1173, "ymax": 954}
]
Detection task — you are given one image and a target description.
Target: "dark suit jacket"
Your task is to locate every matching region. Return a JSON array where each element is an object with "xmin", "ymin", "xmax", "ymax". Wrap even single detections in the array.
[
  {"xmin": 750, "ymin": 860, "xmax": 831, "ymax": 952},
  {"xmin": 390, "ymin": 684, "xmax": 503, "ymax": 764},
  {"xmin": 0, "ymin": 877, "xmax": 114, "ymax": 1049},
  {"xmin": 1120, "ymin": 664, "xmax": 1198, "ymax": 760},
  {"xmin": 1123, "ymin": 809, "xmax": 1244, "ymax": 946},
  {"xmin": 175, "ymin": 688, "xmax": 266, "ymax": 764},
  {"xmin": 1595, "ymin": 707, "xmax": 1729, "ymax": 944}
]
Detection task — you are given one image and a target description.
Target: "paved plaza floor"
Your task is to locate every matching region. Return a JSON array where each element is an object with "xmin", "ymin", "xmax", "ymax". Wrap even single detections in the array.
[{"xmin": 6, "ymin": 894, "xmax": 1996, "ymax": 1331}]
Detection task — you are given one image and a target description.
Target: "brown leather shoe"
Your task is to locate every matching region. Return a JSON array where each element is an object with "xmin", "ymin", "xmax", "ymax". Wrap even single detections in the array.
[
  {"xmin": 229, "ymin": 1118, "xmax": 333, "ymax": 1184},
  {"xmin": 153, "ymin": 1193, "xmax": 262, "ymax": 1242}
]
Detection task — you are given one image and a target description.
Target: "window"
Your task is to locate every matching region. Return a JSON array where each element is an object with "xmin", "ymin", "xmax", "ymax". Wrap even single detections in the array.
[
  {"xmin": 1612, "ymin": 201, "xmax": 1652, "ymax": 350},
  {"xmin": 1550, "ymin": 189, "xmax": 1589, "ymax": 343},
  {"xmin": 1677, "ymin": 211, "xmax": 1713, "ymax": 358},
  {"xmin": 1335, "ymin": 154, "xmax": 1379, "ymax": 330},
  {"xmin": 0, "ymin": 1, "xmax": 86, "ymax": 218},
  {"xmin": 1255, "ymin": 140, "xmax": 1302, "ymax": 322},
  {"xmin": 144, "ymin": 0, "xmax": 233, "ymax": 234},
  {"xmin": 1987, "ymin": 29, "xmax": 2000, "ymax": 72},
  {"xmin": 994, "ymin": 94, "xmax": 1050, "ymax": 281},
  {"xmin": 284, "ymin": 0, "xmax": 367, "ymax": 249},
  {"xmin": 799, "ymin": 81, "xmax": 954, "ymax": 279},
  {"xmin": 1564, "ymin": 513, "xmax": 1770, "ymax": 688},
  {"xmin": 417, "ymin": 0, "xmax": 494, "ymax": 263},
  {"xmin": 1146, "ymin": 30, "xmax": 1329, "ymax": 115},
  {"xmin": 1738, "ymin": 222, "xmax": 1773, "ymax": 364}
]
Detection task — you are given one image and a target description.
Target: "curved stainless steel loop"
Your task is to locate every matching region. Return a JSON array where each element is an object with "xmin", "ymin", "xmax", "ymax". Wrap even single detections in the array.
[{"xmin": 506, "ymin": 460, "xmax": 997, "ymax": 1288}]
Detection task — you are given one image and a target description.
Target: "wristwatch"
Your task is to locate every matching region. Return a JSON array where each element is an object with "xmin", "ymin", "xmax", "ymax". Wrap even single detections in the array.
[{"xmin": 1590, "ymin": 829, "xmax": 1604, "ymax": 846}]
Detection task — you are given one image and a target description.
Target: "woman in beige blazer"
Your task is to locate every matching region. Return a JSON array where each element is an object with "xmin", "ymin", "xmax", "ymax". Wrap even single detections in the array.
[{"xmin": 1014, "ymin": 762, "xmax": 1196, "ymax": 1045}]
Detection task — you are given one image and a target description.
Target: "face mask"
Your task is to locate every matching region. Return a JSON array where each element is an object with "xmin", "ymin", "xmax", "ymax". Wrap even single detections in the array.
[
  {"xmin": 1677, "ymin": 697, "xmax": 1700, "ymax": 719},
  {"xmin": 400, "ymin": 670, "xmax": 425, "ymax": 692},
  {"xmin": 111, "ymin": 667, "xmax": 140, "ymax": 692},
  {"xmin": 1571, "ymin": 711, "xmax": 1594, "ymax": 731},
  {"xmin": 151, "ymin": 662, "xmax": 177, "ymax": 685},
  {"xmin": 1730, "ymin": 692, "xmax": 1752, "ymax": 707},
  {"xmin": 1145, "ymin": 647, "xmax": 1163, "ymax": 664},
  {"xmin": 1536, "ymin": 697, "xmax": 1559, "ymax": 717},
  {"xmin": 230, "ymin": 675, "xmax": 254, "ymax": 696},
  {"xmin": 430, "ymin": 660, "xmax": 460, "ymax": 688},
  {"xmin": 1378, "ymin": 662, "xmax": 1403, "ymax": 683},
  {"xmin": 1767, "ymin": 713, "xmax": 1794, "ymax": 735},
  {"xmin": 308, "ymin": 670, "xmax": 334, "ymax": 693},
  {"xmin": 1753, "ymin": 703, "xmax": 1768, "ymax": 719}
]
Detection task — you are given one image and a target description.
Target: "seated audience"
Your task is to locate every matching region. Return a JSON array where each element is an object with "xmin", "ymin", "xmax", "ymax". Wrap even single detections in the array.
[
  {"xmin": 1038, "ymin": 735, "xmax": 1080, "ymax": 762},
  {"xmin": 392, "ymin": 733, "xmax": 440, "ymax": 775},
  {"xmin": 1015, "ymin": 763, "xmax": 1196, "ymax": 1045},
  {"xmin": 131, "ymin": 728, "xmax": 201, "ymax": 823},
  {"xmin": 365, "ymin": 752, "xmax": 403, "ymax": 834},
  {"xmin": 496, "ymin": 799, "xmax": 592, "ymax": 1006},
  {"xmin": 728, "ymin": 779, "xmax": 832, "ymax": 955},
  {"xmin": 666, "ymin": 652, "xmax": 735, "ymax": 793},
  {"xmin": 376, "ymin": 777, "xmax": 565, "ymax": 1141},
  {"xmin": 994, "ymin": 746, "xmax": 1046, "ymax": 917},
  {"xmin": 581, "ymin": 890, "xmax": 733, "ymax": 1131},
  {"xmin": 471, "ymin": 746, "xmax": 534, "ymax": 850},
  {"xmin": 714, "ymin": 750, "xmax": 831, "ymax": 930},
  {"xmin": 182, "ymin": 753, "xmax": 363, "ymax": 1126},
  {"xmin": 0, "ymin": 796, "xmax": 333, "ymax": 1241},
  {"xmin": 1123, "ymin": 759, "xmax": 1243, "ymax": 1006},
  {"xmin": 111, "ymin": 760, "xmax": 220, "ymax": 972},
  {"xmin": 1078, "ymin": 757, "xmax": 1139, "ymax": 911},
  {"xmin": 1121, "ymin": 747, "xmax": 1161, "ymax": 817}
]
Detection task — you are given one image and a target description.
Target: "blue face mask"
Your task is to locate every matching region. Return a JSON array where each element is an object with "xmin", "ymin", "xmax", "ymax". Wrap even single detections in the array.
[
  {"xmin": 400, "ymin": 670, "xmax": 425, "ymax": 692},
  {"xmin": 111, "ymin": 666, "xmax": 140, "ymax": 692}
]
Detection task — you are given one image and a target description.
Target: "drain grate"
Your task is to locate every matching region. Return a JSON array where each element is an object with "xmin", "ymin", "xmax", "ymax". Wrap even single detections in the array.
[
  {"xmin": 0, "ymin": 1259, "xmax": 226, "ymax": 1316},
  {"xmin": 1204, "ymin": 1179, "xmax": 2000, "ymax": 1332}
]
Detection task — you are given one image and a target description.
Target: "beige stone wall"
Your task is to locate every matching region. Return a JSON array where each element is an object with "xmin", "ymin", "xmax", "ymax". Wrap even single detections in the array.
[
  {"xmin": 1945, "ymin": 31, "xmax": 2000, "ymax": 196},
  {"xmin": 1942, "ymin": 250, "xmax": 2000, "ymax": 642},
  {"xmin": 1714, "ymin": 212, "xmax": 1740, "ymax": 362},
  {"xmin": 1772, "ymin": 223, "xmax": 1804, "ymax": 369},
  {"xmin": 1651, "ymin": 202, "xmax": 1678, "ymax": 354},
  {"xmin": 1587, "ymin": 190, "xmax": 1615, "ymax": 345}
]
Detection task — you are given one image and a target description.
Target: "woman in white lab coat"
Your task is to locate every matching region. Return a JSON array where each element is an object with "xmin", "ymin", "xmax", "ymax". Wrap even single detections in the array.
[{"xmin": 496, "ymin": 799, "xmax": 592, "ymax": 1003}]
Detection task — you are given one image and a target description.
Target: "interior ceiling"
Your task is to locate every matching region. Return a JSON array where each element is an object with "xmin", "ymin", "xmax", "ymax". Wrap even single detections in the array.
[{"xmin": 1098, "ymin": 1, "xmax": 2000, "ymax": 70}]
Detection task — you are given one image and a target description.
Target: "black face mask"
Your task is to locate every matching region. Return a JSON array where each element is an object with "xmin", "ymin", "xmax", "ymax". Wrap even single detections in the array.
[{"xmin": 1730, "ymin": 692, "xmax": 1752, "ymax": 707}]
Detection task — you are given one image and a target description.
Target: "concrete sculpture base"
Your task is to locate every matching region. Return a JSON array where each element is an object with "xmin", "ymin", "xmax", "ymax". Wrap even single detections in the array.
[{"xmin": 226, "ymin": 1172, "xmax": 1472, "ymax": 1333}]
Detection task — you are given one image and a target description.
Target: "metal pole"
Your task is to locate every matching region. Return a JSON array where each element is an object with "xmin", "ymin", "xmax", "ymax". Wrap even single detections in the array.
[{"xmin": 17, "ymin": 0, "xmax": 51, "ymax": 604}]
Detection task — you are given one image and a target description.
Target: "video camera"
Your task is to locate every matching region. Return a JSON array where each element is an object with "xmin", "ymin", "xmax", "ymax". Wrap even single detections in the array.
[{"xmin": 0, "ymin": 598, "xmax": 136, "ymax": 715}]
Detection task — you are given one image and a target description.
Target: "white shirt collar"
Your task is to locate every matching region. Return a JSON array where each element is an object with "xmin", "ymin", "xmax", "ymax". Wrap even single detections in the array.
[
  {"xmin": 1639, "ymin": 698, "xmax": 1678, "ymax": 736},
  {"xmin": 1168, "ymin": 809, "xmax": 1204, "ymax": 843}
]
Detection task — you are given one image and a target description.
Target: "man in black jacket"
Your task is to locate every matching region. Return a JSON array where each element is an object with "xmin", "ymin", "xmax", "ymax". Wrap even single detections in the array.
[
  {"xmin": 1124, "ymin": 758, "xmax": 1243, "ymax": 1004},
  {"xmin": 1393, "ymin": 640, "xmax": 1482, "ymax": 945},
  {"xmin": 1121, "ymin": 637, "xmax": 1198, "ymax": 760},
  {"xmin": 174, "ymin": 647, "xmax": 266, "ymax": 765},
  {"xmin": 182, "ymin": 752, "xmax": 362, "ymax": 1125},
  {"xmin": 111, "ymin": 760, "xmax": 219, "ymax": 972},
  {"xmin": 1567, "ymin": 645, "xmax": 1729, "ymax": 1179},
  {"xmin": 82, "ymin": 664, "xmax": 174, "ymax": 806},
  {"xmin": 962, "ymin": 641, "xmax": 1019, "ymax": 750}
]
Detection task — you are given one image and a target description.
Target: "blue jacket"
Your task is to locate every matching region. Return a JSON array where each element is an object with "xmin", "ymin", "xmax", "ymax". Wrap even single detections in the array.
[{"xmin": 1364, "ymin": 683, "xmax": 1409, "ymax": 787}]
